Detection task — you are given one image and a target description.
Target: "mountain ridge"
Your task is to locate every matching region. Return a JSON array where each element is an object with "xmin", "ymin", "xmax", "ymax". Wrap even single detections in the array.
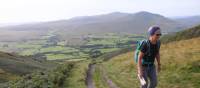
[{"xmin": 0, "ymin": 11, "xmax": 188, "ymax": 34}]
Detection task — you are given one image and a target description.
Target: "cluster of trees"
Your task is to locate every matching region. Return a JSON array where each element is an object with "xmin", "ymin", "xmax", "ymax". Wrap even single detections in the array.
[{"xmin": 4, "ymin": 63, "xmax": 74, "ymax": 88}]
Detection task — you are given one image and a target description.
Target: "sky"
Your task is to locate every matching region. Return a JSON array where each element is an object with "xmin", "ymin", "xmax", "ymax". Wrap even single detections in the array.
[{"xmin": 0, "ymin": 0, "xmax": 199, "ymax": 25}]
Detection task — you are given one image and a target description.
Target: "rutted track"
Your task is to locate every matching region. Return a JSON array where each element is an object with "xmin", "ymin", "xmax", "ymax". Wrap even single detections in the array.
[
  {"xmin": 86, "ymin": 63, "xmax": 96, "ymax": 88},
  {"xmin": 87, "ymin": 63, "xmax": 119, "ymax": 88}
]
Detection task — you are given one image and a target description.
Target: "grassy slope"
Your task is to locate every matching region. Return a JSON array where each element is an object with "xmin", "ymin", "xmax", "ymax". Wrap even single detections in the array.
[
  {"xmin": 0, "ymin": 51, "xmax": 56, "ymax": 83},
  {"xmin": 101, "ymin": 37, "xmax": 200, "ymax": 88},
  {"xmin": 63, "ymin": 60, "xmax": 89, "ymax": 88},
  {"xmin": 93, "ymin": 64, "xmax": 110, "ymax": 88},
  {"xmin": 161, "ymin": 24, "xmax": 200, "ymax": 43},
  {"xmin": 3, "ymin": 60, "xmax": 90, "ymax": 88}
]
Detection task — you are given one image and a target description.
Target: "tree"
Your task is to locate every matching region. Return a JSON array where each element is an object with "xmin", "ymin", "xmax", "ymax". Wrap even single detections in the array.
[{"xmin": 89, "ymin": 49, "xmax": 102, "ymax": 58}]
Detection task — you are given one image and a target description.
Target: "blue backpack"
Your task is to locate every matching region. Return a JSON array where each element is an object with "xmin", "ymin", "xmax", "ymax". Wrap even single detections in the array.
[{"xmin": 134, "ymin": 40, "xmax": 160, "ymax": 64}]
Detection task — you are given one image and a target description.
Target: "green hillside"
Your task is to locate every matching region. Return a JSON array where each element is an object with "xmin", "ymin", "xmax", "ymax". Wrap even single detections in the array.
[
  {"xmin": 0, "ymin": 51, "xmax": 56, "ymax": 83},
  {"xmin": 161, "ymin": 24, "xmax": 200, "ymax": 43},
  {"xmin": 2, "ymin": 60, "xmax": 89, "ymax": 88},
  {"xmin": 93, "ymin": 25, "xmax": 200, "ymax": 88},
  {"xmin": 1, "ymin": 31, "xmax": 199, "ymax": 88},
  {"xmin": 1, "ymin": 23, "xmax": 199, "ymax": 88},
  {"xmin": 96, "ymin": 37, "xmax": 200, "ymax": 88}
]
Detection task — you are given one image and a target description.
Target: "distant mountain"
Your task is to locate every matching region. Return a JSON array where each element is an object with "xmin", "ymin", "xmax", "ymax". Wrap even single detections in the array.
[
  {"xmin": 161, "ymin": 24, "xmax": 200, "ymax": 43},
  {"xmin": 173, "ymin": 16, "xmax": 200, "ymax": 27},
  {"xmin": 49, "ymin": 11, "xmax": 187, "ymax": 34},
  {"xmin": 0, "ymin": 11, "xmax": 187, "ymax": 35}
]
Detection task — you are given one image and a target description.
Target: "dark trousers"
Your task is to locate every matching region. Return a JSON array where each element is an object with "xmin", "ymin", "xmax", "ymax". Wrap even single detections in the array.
[{"xmin": 138, "ymin": 65, "xmax": 157, "ymax": 88}]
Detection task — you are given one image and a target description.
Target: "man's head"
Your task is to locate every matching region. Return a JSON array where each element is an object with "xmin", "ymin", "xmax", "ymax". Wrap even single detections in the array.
[{"xmin": 148, "ymin": 26, "xmax": 162, "ymax": 41}]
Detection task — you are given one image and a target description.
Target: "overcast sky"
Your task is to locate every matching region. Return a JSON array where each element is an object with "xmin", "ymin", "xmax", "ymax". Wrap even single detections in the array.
[{"xmin": 0, "ymin": 0, "xmax": 199, "ymax": 25}]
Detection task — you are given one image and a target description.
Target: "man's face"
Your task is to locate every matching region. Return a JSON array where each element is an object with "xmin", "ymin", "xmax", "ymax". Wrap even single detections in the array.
[{"xmin": 152, "ymin": 30, "xmax": 162, "ymax": 40}]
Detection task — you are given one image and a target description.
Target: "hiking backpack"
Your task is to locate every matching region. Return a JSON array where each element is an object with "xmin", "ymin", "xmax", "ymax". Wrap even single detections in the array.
[{"xmin": 134, "ymin": 40, "xmax": 160, "ymax": 64}]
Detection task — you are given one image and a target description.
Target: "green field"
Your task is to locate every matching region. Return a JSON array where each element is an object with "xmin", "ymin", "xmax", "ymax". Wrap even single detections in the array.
[{"xmin": 0, "ymin": 32, "xmax": 145, "ymax": 60}]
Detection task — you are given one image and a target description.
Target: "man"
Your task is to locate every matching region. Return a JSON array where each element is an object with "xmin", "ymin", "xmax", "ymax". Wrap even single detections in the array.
[{"xmin": 138, "ymin": 26, "xmax": 161, "ymax": 88}]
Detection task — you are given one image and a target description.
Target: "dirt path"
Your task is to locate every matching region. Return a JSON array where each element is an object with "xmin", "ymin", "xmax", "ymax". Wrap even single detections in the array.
[
  {"xmin": 86, "ymin": 62, "xmax": 119, "ymax": 88},
  {"xmin": 86, "ymin": 63, "xmax": 96, "ymax": 88}
]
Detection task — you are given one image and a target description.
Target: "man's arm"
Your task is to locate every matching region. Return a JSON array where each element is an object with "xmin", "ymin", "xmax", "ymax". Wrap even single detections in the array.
[
  {"xmin": 156, "ymin": 52, "xmax": 160, "ymax": 65},
  {"xmin": 138, "ymin": 41, "xmax": 147, "ymax": 75},
  {"xmin": 156, "ymin": 52, "xmax": 161, "ymax": 72},
  {"xmin": 138, "ymin": 51, "xmax": 144, "ymax": 76}
]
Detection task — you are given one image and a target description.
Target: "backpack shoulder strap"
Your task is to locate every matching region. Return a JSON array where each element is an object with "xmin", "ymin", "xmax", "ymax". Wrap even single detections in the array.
[
  {"xmin": 138, "ymin": 39, "xmax": 150, "ymax": 55},
  {"xmin": 137, "ymin": 40, "xmax": 146, "ymax": 49},
  {"xmin": 145, "ymin": 40, "xmax": 151, "ymax": 56}
]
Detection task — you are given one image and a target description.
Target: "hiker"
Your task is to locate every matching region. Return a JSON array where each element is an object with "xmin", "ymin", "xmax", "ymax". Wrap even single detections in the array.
[{"xmin": 135, "ymin": 26, "xmax": 162, "ymax": 88}]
